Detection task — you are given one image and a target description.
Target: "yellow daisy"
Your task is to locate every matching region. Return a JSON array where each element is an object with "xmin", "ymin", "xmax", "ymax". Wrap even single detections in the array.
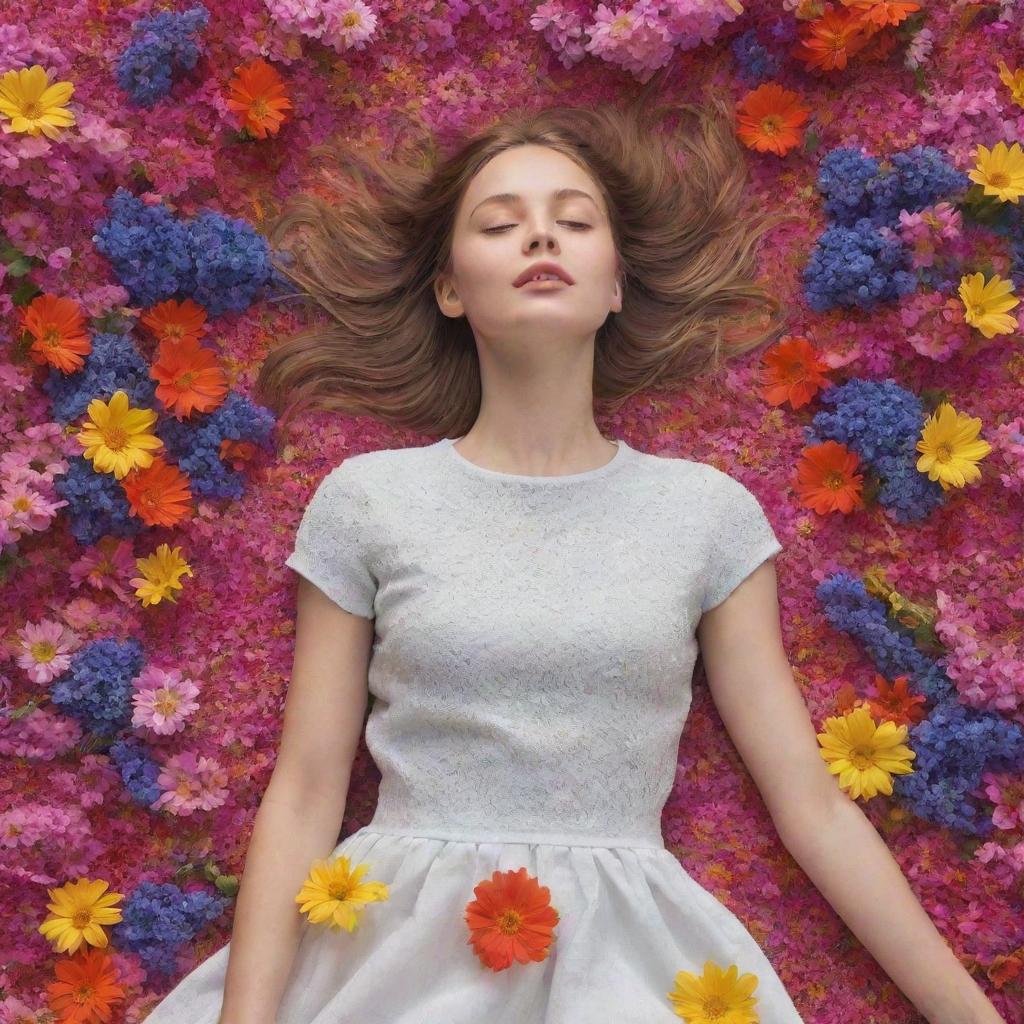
[
  {"xmin": 997, "ymin": 60, "xmax": 1024, "ymax": 108},
  {"xmin": 966, "ymin": 141, "xmax": 1024, "ymax": 204},
  {"xmin": 76, "ymin": 389, "xmax": 163, "ymax": 480},
  {"xmin": 957, "ymin": 271, "xmax": 1019, "ymax": 339},
  {"xmin": 0, "ymin": 64, "xmax": 76, "ymax": 140},
  {"xmin": 817, "ymin": 706, "xmax": 915, "ymax": 802},
  {"xmin": 667, "ymin": 959, "xmax": 761, "ymax": 1023},
  {"xmin": 37, "ymin": 878, "xmax": 124, "ymax": 955},
  {"xmin": 131, "ymin": 543, "xmax": 195, "ymax": 608},
  {"xmin": 916, "ymin": 402, "xmax": 993, "ymax": 491},
  {"xmin": 295, "ymin": 855, "xmax": 389, "ymax": 933}
]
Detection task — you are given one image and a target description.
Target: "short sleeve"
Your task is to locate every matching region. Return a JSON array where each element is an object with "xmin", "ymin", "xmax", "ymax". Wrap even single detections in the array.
[
  {"xmin": 284, "ymin": 463, "xmax": 378, "ymax": 619},
  {"xmin": 701, "ymin": 470, "xmax": 783, "ymax": 613}
]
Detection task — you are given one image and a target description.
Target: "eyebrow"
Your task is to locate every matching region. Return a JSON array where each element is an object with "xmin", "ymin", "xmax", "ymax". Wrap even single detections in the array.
[{"xmin": 470, "ymin": 187, "xmax": 599, "ymax": 219}]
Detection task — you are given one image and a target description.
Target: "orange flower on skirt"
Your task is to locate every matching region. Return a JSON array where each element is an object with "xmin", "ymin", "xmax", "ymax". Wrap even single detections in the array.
[{"xmin": 464, "ymin": 866, "xmax": 559, "ymax": 971}]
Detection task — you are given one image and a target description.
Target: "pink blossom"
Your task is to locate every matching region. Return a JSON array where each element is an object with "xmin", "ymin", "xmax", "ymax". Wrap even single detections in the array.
[
  {"xmin": 151, "ymin": 750, "xmax": 230, "ymax": 816},
  {"xmin": 131, "ymin": 665, "xmax": 202, "ymax": 736},
  {"xmin": 14, "ymin": 618, "xmax": 80, "ymax": 685}
]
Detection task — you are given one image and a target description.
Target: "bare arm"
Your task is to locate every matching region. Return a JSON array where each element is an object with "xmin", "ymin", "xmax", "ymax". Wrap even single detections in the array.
[
  {"xmin": 696, "ymin": 561, "xmax": 1007, "ymax": 1024},
  {"xmin": 218, "ymin": 578, "xmax": 375, "ymax": 1024}
]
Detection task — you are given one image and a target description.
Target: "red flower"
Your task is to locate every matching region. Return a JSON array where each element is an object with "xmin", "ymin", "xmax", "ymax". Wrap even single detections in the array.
[{"xmin": 464, "ymin": 867, "xmax": 559, "ymax": 971}]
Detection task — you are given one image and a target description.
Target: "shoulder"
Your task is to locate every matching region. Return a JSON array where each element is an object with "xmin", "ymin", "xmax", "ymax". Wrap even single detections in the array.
[{"xmin": 329, "ymin": 443, "xmax": 432, "ymax": 481}]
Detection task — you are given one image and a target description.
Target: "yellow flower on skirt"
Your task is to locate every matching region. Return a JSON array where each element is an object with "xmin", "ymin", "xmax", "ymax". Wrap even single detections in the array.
[
  {"xmin": 295, "ymin": 855, "xmax": 389, "ymax": 932},
  {"xmin": 667, "ymin": 959, "xmax": 761, "ymax": 1023}
]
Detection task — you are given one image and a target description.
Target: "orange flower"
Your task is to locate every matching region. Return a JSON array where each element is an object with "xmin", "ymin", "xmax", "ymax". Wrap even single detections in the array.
[
  {"xmin": 464, "ymin": 866, "xmax": 559, "ymax": 972},
  {"xmin": 150, "ymin": 336, "xmax": 229, "ymax": 419},
  {"xmin": 835, "ymin": 681, "xmax": 859, "ymax": 713},
  {"xmin": 791, "ymin": 6, "xmax": 871, "ymax": 72},
  {"xmin": 866, "ymin": 674, "xmax": 928, "ymax": 728},
  {"xmin": 140, "ymin": 298, "xmax": 208, "ymax": 345},
  {"xmin": 20, "ymin": 293, "xmax": 92, "ymax": 374},
  {"xmin": 46, "ymin": 946, "xmax": 125, "ymax": 1024},
  {"xmin": 121, "ymin": 455, "xmax": 194, "ymax": 528},
  {"xmin": 792, "ymin": 440, "xmax": 865, "ymax": 514},
  {"xmin": 758, "ymin": 335, "xmax": 832, "ymax": 409},
  {"xmin": 220, "ymin": 437, "xmax": 258, "ymax": 470},
  {"xmin": 856, "ymin": 25, "xmax": 900, "ymax": 62},
  {"xmin": 735, "ymin": 83, "xmax": 811, "ymax": 157},
  {"xmin": 840, "ymin": 0, "xmax": 921, "ymax": 29},
  {"xmin": 226, "ymin": 58, "xmax": 293, "ymax": 139}
]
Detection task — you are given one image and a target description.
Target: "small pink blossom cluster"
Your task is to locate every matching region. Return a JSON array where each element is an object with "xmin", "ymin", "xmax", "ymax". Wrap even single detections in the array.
[
  {"xmin": 531, "ymin": 0, "xmax": 741, "ymax": 81},
  {"xmin": 988, "ymin": 416, "xmax": 1024, "ymax": 494},
  {"xmin": 264, "ymin": 0, "xmax": 379, "ymax": 54},
  {"xmin": 0, "ymin": 363, "xmax": 74, "ymax": 553},
  {"xmin": 891, "ymin": 201, "xmax": 962, "ymax": 270},
  {"xmin": 897, "ymin": 289, "xmax": 973, "ymax": 362},
  {"xmin": 934, "ymin": 588, "xmax": 1024, "ymax": 724}
]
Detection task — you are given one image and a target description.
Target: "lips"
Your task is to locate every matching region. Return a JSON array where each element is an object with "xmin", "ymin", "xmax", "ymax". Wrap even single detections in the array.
[{"xmin": 513, "ymin": 262, "xmax": 575, "ymax": 287}]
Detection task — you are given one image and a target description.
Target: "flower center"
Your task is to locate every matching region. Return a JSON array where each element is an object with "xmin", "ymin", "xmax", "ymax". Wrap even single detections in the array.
[{"xmin": 496, "ymin": 908, "xmax": 522, "ymax": 935}]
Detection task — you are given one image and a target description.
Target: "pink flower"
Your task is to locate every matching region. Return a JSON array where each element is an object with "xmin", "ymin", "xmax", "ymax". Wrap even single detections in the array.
[
  {"xmin": 14, "ymin": 618, "xmax": 80, "ymax": 685},
  {"xmin": 131, "ymin": 665, "xmax": 201, "ymax": 736},
  {"xmin": 152, "ymin": 750, "xmax": 230, "ymax": 816},
  {"xmin": 979, "ymin": 771, "xmax": 1024, "ymax": 830},
  {"xmin": 0, "ymin": 479, "xmax": 67, "ymax": 537},
  {"xmin": 45, "ymin": 245, "xmax": 72, "ymax": 270}
]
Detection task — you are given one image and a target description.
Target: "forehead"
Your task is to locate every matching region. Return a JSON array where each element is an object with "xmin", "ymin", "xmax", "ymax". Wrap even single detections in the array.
[{"xmin": 461, "ymin": 145, "xmax": 603, "ymax": 213}]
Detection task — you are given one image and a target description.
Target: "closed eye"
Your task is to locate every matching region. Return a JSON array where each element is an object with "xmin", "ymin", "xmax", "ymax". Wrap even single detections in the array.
[{"xmin": 482, "ymin": 222, "xmax": 591, "ymax": 233}]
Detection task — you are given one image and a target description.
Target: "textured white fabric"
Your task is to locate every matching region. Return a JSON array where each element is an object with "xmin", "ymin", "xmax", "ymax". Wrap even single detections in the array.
[{"xmin": 142, "ymin": 437, "xmax": 800, "ymax": 1024}]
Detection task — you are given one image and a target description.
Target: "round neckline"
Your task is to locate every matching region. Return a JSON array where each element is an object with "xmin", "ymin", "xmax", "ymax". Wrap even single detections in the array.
[{"xmin": 439, "ymin": 436, "xmax": 632, "ymax": 484}]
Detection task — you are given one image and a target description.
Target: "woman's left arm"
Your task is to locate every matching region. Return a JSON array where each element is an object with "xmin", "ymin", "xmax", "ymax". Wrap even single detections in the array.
[{"xmin": 696, "ymin": 560, "xmax": 1008, "ymax": 1024}]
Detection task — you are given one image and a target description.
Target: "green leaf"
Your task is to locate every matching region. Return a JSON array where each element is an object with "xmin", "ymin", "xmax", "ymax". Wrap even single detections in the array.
[
  {"xmin": 11, "ymin": 279, "xmax": 40, "ymax": 306},
  {"xmin": 6, "ymin": 255, "xmax": 33, "ymax": 277}
]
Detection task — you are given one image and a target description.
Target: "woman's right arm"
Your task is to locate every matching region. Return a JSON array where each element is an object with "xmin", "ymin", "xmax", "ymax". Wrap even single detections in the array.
[{"xmin": 218, "ymin": 578, "xmax": 376, "ymax": 1024}]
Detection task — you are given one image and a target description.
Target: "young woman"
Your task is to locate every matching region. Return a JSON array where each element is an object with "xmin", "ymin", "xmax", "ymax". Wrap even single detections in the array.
[{"xmin": 141, "ymin": 90, "xmax": 1006, "ymax": 1024}]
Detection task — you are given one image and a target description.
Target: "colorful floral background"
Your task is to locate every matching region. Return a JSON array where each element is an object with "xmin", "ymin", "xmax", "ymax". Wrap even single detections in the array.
[{"xmin": 2, "ymin": 0, "xmax": 1023, "ymax": 1021}]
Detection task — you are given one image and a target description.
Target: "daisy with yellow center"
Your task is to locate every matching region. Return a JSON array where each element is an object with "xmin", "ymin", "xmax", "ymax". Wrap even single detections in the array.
[
  {"xmin": 957, "ymin": 271, "xmax": 1019, "ymax": 339},
  {"xmin": 37, "ymin": 878, "xmax": 125, "ymax": 955},
  {"xmin": 295, "ymin": 855, "xmax": 389, "ymax": 932},
  {"xmin": 967, "ymin": 141, "xmax": 1024, "ymax": 204},
  {"xmin": 817, "ymin": 706, "xmax": 916, "ymax": 801},
  {"xmin": 667, "ymin": 959, "xmax": 761, "ymax": 1023},
  {"xmin": 131, "ymin": 543, "xmax": 195, "ymax": 607},
  {"xmin": 76, "ymin": 389, "xmax": 163, "ymax": 480},
  {"xmin": 916, "ymin": 401, "xmax": 993, "ymax": 491},
  {"xmin": 0, "ymin": 64, "xmax": 76, "ymax": 140}
]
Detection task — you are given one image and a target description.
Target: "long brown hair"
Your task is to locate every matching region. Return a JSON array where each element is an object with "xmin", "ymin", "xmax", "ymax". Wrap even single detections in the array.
[{"xmin": 257, "ymin": 84, "xmax": 795, "ymax": 437}]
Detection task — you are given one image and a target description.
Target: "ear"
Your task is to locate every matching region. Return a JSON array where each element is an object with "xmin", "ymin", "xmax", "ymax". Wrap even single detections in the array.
[{"xmin": 435, "ymin": 276, "xmax": 462, "ymax": 317}]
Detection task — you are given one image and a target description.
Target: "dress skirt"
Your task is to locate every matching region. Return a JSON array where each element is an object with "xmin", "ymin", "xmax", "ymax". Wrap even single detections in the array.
[{"xmin": 140, "ymin": 824, "xmax": 806, "ymax": 1024}]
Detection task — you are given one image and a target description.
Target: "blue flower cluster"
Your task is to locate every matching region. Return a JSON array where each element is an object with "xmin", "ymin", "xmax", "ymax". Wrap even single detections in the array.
[
  {"xmin": 900, "ymin": 700, "xmax": 1024, "ymax": 835},
  {"xmin": 54, "ymin": 456, "xmax": 148, "ymax": 545},
  {"xmin": 50, "ymin": 638, "xmax": 145, "ymax": 736},
  {"xmin": 116, "ymin": 5, "xmax": 210, "ymax": 108},
  {"xmin": 44, "ymin": 332, "xmax": 157, "ymax": 425},
  {"xmin": 803, "ymin": 218, "xmax": 917, "ymax": 313},
  {"xmin": 109, "ymin": 737, "xmax": 164, "ymax": 808},
  {"xmin": 804, "ymin": 379, "xmax": 946, "ymax": 523},
  {"xmin": 817, "ymin": 145, "xmax": 970, "ymax": 228},
  {"xmin": 92, "ymin": 190, "xmax": 191, "ymax": 307},
  {"xmin": 816, "ymin": 573, "xmax": 1024, "ymax": 834},
  {"xmin": 92, "ymin": 188, "xmax": 275, "ymax": 316},
  {"xmin": 110, "ymin": 880, "xmax": 230, "ymax": 976},
  {"xmin": 804, "ymin": 145, "xmax": 969, "ymax": 312},
  {"xmin": 816, "ymin": 573, "xmax": 954, "ymax": 706},
  {"xmin": 730, "ymin": 28, "xmax": 781, "ymax": 85},
  {"xmin": 156, "ymin": 391, "xmax": 276, "ymax": 499}
]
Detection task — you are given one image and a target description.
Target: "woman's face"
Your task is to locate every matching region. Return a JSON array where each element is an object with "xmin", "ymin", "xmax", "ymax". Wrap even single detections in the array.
[{"xmin": 437, "ymin": 144, "xmax": 623, "ymax": 349}]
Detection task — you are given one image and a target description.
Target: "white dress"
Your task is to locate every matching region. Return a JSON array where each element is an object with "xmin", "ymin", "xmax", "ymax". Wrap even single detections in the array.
[{"xmin": 141, "ymin": 437, "xmax": 804, "ymax": 1023}]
